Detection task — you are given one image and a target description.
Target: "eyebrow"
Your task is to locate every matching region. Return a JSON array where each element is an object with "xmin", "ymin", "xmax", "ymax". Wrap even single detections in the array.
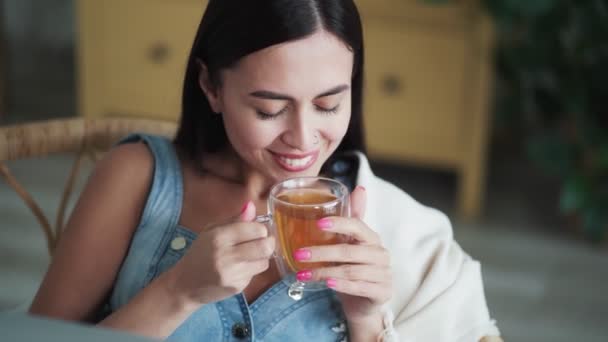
[{"xmin": 249, "ymin": 84, "xmax": 350, "ymax": 101}]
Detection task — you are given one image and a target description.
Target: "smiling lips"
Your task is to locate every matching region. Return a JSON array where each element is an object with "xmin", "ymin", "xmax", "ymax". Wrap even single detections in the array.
[{"xmin": 271, "ymin": 150, "xmax": 319, "ymax": 172}]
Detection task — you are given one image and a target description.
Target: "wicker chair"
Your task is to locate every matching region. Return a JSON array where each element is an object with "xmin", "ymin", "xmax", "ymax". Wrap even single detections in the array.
[
  {"xmin": 0, "ymin": 117, "xmax": 503, "ymax": 341},
  {"xmin": 0, "ymin": 117, "xmax": 177, "ymax": 256}
]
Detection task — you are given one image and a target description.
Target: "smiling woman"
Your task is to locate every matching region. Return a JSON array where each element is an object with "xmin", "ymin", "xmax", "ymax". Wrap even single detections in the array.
[
  {"xmin": 195, "ymin": 31, "xmax": 354, "ymax": 182},
  {"xmin": 28, "ymin": 1, "xmax": 501, "ymax": 341}
]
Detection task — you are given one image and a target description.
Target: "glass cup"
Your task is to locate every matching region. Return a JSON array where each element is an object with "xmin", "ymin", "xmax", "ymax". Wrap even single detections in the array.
[{"xmin": 256, "ymin": 177, "xmax": 350, "ymax": 295}]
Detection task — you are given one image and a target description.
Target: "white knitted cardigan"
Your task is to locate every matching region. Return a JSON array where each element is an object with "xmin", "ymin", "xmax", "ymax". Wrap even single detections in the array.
[{"xmin": 351, "ymin": 152, "xmax": 500, "ymax": 342}]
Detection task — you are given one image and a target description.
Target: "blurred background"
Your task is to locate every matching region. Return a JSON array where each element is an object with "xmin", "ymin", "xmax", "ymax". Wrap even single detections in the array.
[{"xmin": 0, "ymin": 0, "xmax": 607, "ymax": 341}]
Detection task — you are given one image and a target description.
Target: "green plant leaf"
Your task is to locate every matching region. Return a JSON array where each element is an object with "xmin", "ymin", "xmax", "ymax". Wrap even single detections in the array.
[
  {"xmin": 559, "ymin": 175, "xmax": 590, "ymax": 213},
  {"xmin": 598, "ymin": 145, "xmax": 608, "ymax": 170},
  {"xmin": 582, "ymin": 205, "xmax": 608, "ymax": 243},
  {"xmin": 504, "ymin": 0, "xmax": 559, "ymax": 16},
  {"xmin": 483, "ymin": 0, "xmax": 608, "ymax": 244},
  {"xmin": 564, "ymin": 85, "xmax": 588, "ymax": 118},
  {"xmin": 527, "ymin": 134, "xmax": 578, "ymax": 178}
]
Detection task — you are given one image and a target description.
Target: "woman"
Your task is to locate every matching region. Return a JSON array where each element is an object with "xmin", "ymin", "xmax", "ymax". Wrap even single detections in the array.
[{"xmin": 29, "ymin": 0, "xmax": 500, "ymax": 341}]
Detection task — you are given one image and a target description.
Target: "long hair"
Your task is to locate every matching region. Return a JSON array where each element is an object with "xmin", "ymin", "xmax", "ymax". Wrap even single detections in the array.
[{"xmin": 174, "ymin": 0, "xmax": 365, "ymax": 163}]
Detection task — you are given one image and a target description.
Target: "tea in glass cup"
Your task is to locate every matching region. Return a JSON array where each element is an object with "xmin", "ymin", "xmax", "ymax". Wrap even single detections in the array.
[{"xmin": 256, "ymin": 177, "xmax": 350, "ymax": 292}]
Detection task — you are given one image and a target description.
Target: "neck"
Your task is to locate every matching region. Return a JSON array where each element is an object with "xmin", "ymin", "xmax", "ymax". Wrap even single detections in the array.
[{"xmin": 198, "ymin": 148, "xmax": 274, "ymax": 201}]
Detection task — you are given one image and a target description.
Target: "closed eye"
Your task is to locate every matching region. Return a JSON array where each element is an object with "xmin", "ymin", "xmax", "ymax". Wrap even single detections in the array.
[
  {"xmin": 315, "ymin": 104, "xmax": 340, "ymax": 115},
  {"xmin": 256, "ymin": 104, "xmax": 340, "ymax": 120},
  {"xmin": 256, "ymin": 106, "xmax": 289, "ymax": 120}
]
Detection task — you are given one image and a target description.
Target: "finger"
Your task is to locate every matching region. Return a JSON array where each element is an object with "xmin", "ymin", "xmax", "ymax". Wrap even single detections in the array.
[
  {"xmin": 211, "ymin": 221, "xmax": 268, "ymax": 246},
  {"xmin": 231, "ymin": 236, "xmax": 275, "ymax": 261},
  {"xmin": 230, "ymin": 259, "xmax": 270, "ymax": 289},
  {"xmin": 237, "ymin": 200, "xmax": 257, "ymax": 222},
  {"xmin": 217, "ymin": 200, "xmax": 257, "ymax": 224},
  {"xmin": 241, "ymin": 259, "xmax": 270, "ymax": 276},
  {"xmin": 316, "ymin": 216, "xmax": 380, "ymax": 244},
  {"xmin": 349, "ymin": 185, "xmax": 367, "ymax": 220},
  {"xmin": 326, "ymin": 277, "xmax": 392, "ymax": 304},
  {"xmin": 297, "ymin": 264, "xmax": 390, "ymax": 283},
  {"xmin": 201, "ymin": 200, "xmax": 252, "ymax": 231},
  {"xmin": 296, "ymin": 244, "xmax": 390, "ymax": 266}
]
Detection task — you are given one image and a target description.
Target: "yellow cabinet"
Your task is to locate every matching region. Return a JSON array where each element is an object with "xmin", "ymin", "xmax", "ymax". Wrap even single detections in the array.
[
  {"xmin": 75, "ymin": 0, "xmax": 494, "ymax": 219},
  {"xmin": 358, "ymin": 0, "xmax": 495, "ymax": 219},
  {"xmin": 76, "ymin": 0, "xmax": 207, "ymax": 121},
  {"xmin": 364, "ymin": 23, "xmax": 468, "ymax": 166}
]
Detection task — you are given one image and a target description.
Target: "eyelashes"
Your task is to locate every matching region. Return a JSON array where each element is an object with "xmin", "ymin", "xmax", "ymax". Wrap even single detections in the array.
[
  {"xmin": 256, "ymin": 104, "xmax": 340, "ymax": 121},
  {"xmin": 255, "ymin": 106, "xmax": 289, "ymax": 120},
  {"xmin": 317, "ymin": 104, "xmax": 340, "ymax": 115}
]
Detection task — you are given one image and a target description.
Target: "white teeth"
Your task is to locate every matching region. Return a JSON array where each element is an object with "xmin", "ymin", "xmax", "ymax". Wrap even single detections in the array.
[{"xmin": 279, "ymin": 155, "xmax": 313, "ymax": 168}]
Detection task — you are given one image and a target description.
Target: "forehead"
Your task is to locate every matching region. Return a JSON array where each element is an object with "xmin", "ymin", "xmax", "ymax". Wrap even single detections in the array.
[{"xmin": 223, "ymin": 30, "xmax": 354, "ymax": 96}]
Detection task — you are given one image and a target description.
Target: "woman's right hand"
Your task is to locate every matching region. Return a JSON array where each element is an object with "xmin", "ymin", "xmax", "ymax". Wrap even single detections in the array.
[{"xmin": 165, "ymin": 201, "xmax": 274, "ymax": 305}]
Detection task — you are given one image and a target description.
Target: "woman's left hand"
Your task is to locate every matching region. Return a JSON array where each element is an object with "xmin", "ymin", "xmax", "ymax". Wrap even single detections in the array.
[{"xmin": 293, "ymin": 186, "xmax": 393, "ymax": 323}]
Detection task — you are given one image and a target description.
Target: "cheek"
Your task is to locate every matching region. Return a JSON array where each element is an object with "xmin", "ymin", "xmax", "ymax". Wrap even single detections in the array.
[
  {"xmin": 223, "ymin": 114, "xmax": 280, "ymax": 151},
  {"xmin": 321, "ymin": 122, "xmax": 347, "ymax": 144},
  {"xmin": 220, "ymin": 89, "xmax": 282, "ymax": 152},
  {"xmin": 323, "ymin": 105, "xmax": 352, "ymax": 143}
]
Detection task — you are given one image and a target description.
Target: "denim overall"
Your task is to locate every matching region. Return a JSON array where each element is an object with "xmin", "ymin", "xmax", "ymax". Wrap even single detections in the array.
[{"xmin": 107, "ymin": 134, "xmax": 350, "ymax": 341}]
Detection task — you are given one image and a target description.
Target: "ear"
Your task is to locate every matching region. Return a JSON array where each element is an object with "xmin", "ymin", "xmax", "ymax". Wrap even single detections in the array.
[{"xmin": 196, "ymin": 59, "xmax": 222, "ymax": 113}]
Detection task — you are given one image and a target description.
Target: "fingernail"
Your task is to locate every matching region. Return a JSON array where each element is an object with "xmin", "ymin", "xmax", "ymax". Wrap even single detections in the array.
[
  {"xmin": 294, "ymin": 248, "xmax": 311, "ymax": 261},
  {"xmin": 240, "ymin": 201, "xmax": 250, "ymax": 214},
  {"xmin": 326, "ymin": 278, "xmax": 337, "ymax": 288},
  {"xmin": 296, "ymin": 270, "xmax": 313, "ymax": 281},
  {"xmin": 356, "ymin": 185, "xmax": 366, "ymax": 191},
  {"xmin": 317, "ymin": 218, "xmax": 333, "ymax": 230}
]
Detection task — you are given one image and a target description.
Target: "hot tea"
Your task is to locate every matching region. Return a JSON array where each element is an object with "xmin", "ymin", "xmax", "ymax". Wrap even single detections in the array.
[{"xmin": 274, "ymin": 190, "xmax": 344, "ymax": 272}]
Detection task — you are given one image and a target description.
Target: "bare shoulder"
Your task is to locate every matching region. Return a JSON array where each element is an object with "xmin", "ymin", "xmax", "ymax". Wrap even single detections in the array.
[
  {"xmin": 96, "ymin": 141, "xmax": 154, "ymax": 183},
  {"xmin": 81, "ymin": 141, "xmax": 155, "ymax": 212},
  {"xmin": 28, "ymin": 141, "xmax": 156, "ymax": 321}
]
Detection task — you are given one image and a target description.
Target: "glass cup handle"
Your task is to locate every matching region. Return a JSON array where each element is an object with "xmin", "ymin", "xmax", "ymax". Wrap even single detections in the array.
[
  {"xmin": 254, "ymin": 214, "xmax": 277, "ymax": 258},
  {"xmin": 254, "ymin": 214, "xmax": 272, "ymax": 224}
]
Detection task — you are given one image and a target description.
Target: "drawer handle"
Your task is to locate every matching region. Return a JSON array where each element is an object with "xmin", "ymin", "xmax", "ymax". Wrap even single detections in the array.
[
  {"xmin": 147, "ymin": 42, "xmax": 170, "ymax": 64},
  {"xmin": 381, "ymin": 74, "xmax": 404, "ymax": 96}
]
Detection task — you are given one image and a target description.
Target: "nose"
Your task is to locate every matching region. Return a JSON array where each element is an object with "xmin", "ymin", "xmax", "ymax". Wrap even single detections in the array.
[{"xmin": 280, "ymin": 113, "xmax": 319, "ymax": 152}]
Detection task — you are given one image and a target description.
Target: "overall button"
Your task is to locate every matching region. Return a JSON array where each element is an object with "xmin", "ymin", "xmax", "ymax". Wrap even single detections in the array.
[
  {"xmin": 231, "ymin": 323, "xmax": 250, "ymax": 339},
  {"xmin": 170, "ymin": 236, "xmax": 187, "ymax": 251}
]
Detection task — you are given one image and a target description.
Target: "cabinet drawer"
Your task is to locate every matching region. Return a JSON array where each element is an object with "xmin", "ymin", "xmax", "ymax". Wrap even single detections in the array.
[
  {"xmin": 98, "ymin": 0, "xmax": 206, "ymax": 120},
  {"xmin": 363, "ymin": 23, "xmax": 467, "ymax": 166}
]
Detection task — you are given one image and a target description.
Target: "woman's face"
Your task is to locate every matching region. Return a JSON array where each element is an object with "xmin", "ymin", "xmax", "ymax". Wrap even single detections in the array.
[{"xmin": 203, "ymin": 30, "xmax": 354, "ymax": 183}]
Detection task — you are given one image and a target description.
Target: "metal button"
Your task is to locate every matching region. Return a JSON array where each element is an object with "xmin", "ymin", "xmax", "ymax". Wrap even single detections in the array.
[
  {"xmin": 170, "ymin": 236, "xmax": 187, "ymax": 251},
  {"xmin": 231, "ymin": 323, "xmax": 249, "ymax": 339},
  {"xmin": 288, "ymin": 283, "xmax": 304, "ymax": 301}
]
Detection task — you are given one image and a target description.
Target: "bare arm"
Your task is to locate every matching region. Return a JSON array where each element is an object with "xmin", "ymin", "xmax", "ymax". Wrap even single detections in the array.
[
  {"xmin": 28, "ymin": 143, "xmax": 198, "ymax": 337},
  {"xmin": 96, "ymin": 269, "xmax": 201, "ymax": 338},
  {"xmin": 28, "ymin": 142, "xmax": 274, "ymax": 339}
]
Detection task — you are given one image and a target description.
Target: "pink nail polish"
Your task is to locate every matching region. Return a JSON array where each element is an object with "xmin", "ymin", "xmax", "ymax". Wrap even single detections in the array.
[
  {"xmin": 356, "ymin": 185, "xmax": 366, "ymax": 191},
  {"xmin": 317, "ymin": 218, "xmax": 333, "ymax": 230},
  {"xmin": 296, "ymin": 270, "xmax": 313, "ymax": 282},
  {"xmin": 326, "ymin": 278, "xmax": 337, "ymax": 288},
  {"xmin": 294, "ymin": 249, "xmax": 311, "ymax": 261},
  {"xmin": 240, "ymin": 201, "xmax": 250, "ymax": 214}
]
